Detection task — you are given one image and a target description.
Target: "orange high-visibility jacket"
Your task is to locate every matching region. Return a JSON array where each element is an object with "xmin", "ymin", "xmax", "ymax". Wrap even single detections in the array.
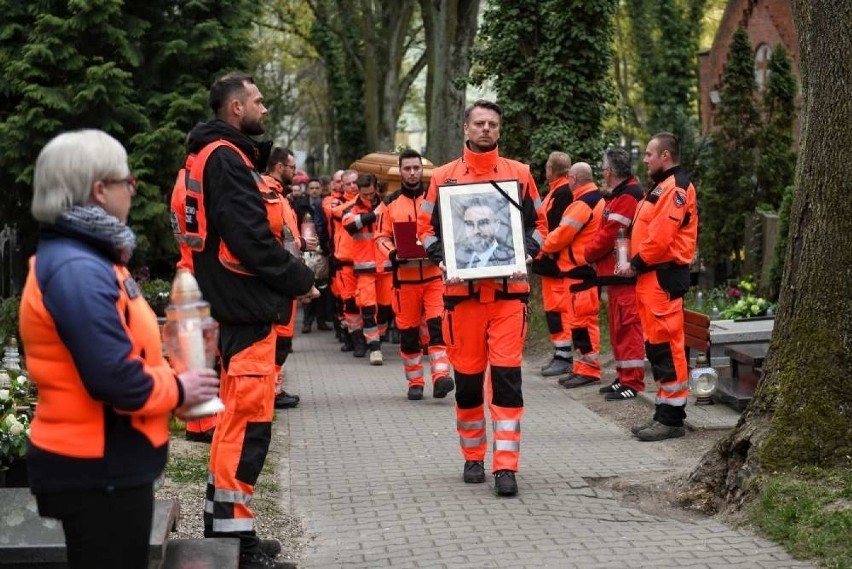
[
  {"xmin": 262, "ymin": 174, "xmax": 303, "ymax": 248},
  {"xmin": 322, "ymin": 190, "xmax": 345, "ymax": 253},
  {"xmin": 540, "ymin": 182, "xmax": 604, "ymax": 282},
  {"xmin": 418, "ymin": 144, "xmax": 546, "ymax": 303},
  {"xmin": 629, "ymin": 167, "xmax": 698, "ymax": 273},
  {"xmin": 531, "ymin": 176, "xmax": 573, "ymax": 277},
  {"xmin": 20, "ymin": 247, "xmax": 180, "ymax": 494},
  {"xmin": 332, "ymin": 193, "xmax": 358, "ymax": 262},
  {"xmin": 375, "ymin": 185, "xmax": 442, "ymax": 284},
  {"xmin": 343, "ymin": 196, "xmax": 391, "ymax": 274},
  {"xmin": 172, "ymin": 140, "xmax": 285, "ymax": 276}
]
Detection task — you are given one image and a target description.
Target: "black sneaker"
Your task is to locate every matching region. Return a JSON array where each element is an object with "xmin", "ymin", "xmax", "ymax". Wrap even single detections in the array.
[
  {"xmin": 599, "ymin": 381, "xmax": 621, "ymax": 394},
  {"xmin": 239, "ymin": 549, "xmax": 295, "ymax": 569},
  {"xmin": 463, "ymin": 460, "xmax": 485, "ymax": 483},
  {"xmin": 433, "ymin": 376, "xmax": 455, "ymax": 398},
  {"xmin": 494, "ymin": 470, "xmax": 518, "ymax": 497},
  {"xmin": 407, "ymin": 385, "xmax": 424, "ymax": 400},
  {"xmin": 274, "ymin": 392, "xmax": 300, "ymax": 409},
  {"xmin": 604, "ymin": 385, "xmax": 637, "ymax": 401},
  {"xmin": 185, "ymin": 428, "xmax": 215, "ymax": 444}
]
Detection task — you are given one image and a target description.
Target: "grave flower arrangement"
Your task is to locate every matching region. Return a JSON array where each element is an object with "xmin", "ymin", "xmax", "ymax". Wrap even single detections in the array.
[
  {"xmin": 720, "ymin": 277, "xmax": 775, "ymax": 319},
  {"xmin": 0, "ymin": 373, "xmax": 30, "ymax": 468}
]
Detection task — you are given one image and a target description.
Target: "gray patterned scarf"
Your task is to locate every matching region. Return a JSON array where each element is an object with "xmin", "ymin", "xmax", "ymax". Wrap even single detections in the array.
[{"xmin": 58, "ymin": 205, "xmax": 137, "ymax": 265}]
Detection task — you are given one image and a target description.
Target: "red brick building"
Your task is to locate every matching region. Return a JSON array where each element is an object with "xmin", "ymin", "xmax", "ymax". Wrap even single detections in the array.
[{"xmin": 698, "ymin": 0, "xmax": 800, "ymax": 133}]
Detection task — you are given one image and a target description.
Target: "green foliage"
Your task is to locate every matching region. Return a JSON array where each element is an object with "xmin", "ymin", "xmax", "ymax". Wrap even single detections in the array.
[
  {"xmin": 699, "ymin": 28, "xmax": 761, "ymax": 272},
  {"xmin": 140, "ymin": 278, "xmax": 172, "ymax": 316},
  {"xmin": 718, "ymin": 277, "xmax": 774, "ymax": 319},
  {"xmin": 618, "ymin": 0, "xmax": 706, "ymax": 172},
  {"xmin": 0, "ymin": 296, "xmax": 20, "ymax": 347},
  {"xmin": 747, "ymin": 468, "xmax": 852, "ymax": 568},
  {"xmin": 309, "ymin": 3, "xmax": 367, "ymax": 166},
  {"xmin": 756, "ymin": 45, "xmax": 797, "ymax": 210},
  {"xmin": 471, "ymin": 0, "xmax": 617, "ymax": 177},
  {"xmin": 0, "ymin": 1, "xmax": 256, "ymax": 277}
]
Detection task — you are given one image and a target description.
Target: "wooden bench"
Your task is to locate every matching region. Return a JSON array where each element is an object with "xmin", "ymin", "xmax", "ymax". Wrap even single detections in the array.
[{"xmin": 684, "ymin": 309, "xmax": 712, "ymax": 362}]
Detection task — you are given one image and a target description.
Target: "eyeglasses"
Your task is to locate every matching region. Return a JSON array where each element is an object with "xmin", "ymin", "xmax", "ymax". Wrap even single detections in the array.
[
  {"xmin": 102, "ymin": 175, "xmax": 137, "ymax": 195},
  {"xmin": 282, "ymin": 163, "xmax": 296, "ymax": 170}
]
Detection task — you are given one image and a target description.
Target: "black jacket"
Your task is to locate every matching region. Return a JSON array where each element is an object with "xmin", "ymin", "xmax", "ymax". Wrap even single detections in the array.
[{"xmin": 186, "ymin": 120, "xmax": 314, "ymax": 333}]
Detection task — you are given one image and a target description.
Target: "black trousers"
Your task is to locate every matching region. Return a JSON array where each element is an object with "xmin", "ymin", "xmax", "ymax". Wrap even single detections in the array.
[{"xmin": 36, "ymin": 483, "xmax": 154, "ymax": 569}]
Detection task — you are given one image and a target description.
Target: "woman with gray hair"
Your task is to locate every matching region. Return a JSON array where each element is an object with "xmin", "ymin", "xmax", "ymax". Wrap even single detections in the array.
[{"xmin": 18, "ymin": 129, "xmax": 219, "ymax": 569}]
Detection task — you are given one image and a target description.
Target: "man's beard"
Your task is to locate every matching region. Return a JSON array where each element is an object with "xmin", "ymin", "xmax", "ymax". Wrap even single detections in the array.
[
  {"xmin": 469, "ymin": 236, "xmax": 493, "ymax": 253},
  {"xmin": 241, "ymin": 116, "xmax": 265, "ymax": 137}
]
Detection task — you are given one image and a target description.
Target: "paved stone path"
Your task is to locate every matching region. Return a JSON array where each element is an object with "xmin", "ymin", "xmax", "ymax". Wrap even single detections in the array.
[{"xmin": 277, "ymin": 329, "xmax": 813, "ymax": 568}]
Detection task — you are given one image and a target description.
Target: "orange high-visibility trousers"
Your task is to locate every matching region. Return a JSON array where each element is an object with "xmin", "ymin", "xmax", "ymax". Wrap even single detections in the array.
[
  {"xmin": 356, "ymin": 273, "xmax": 392, "ymax": 349},
  {"xmin": 443, "ymin": 298, "xmax": 525, "ymax": 473},
  {"xmin": 540, "ymin": 276, "xmax": 572, "ymax": 360},
  {"xmin": 204, "ymin": 325, "xmax": 276, "ymax": 550},
  {"xmin": 393, "ymin": 278, "xmax": 449, "ymax": 388},
  {"xmin": 635, "ymin": 271, "xmax": 689, "ymax": 426},
  {"xmin": 607, "ymin": 283, "xmax": 646, "ymax": 391},
  {"xmin": 566, "ymin": 280, "xmax": 601, "ymax": 378},
  {"xmin": 336, "ymin": 265, "xmax": 361, "ymax": 332}
]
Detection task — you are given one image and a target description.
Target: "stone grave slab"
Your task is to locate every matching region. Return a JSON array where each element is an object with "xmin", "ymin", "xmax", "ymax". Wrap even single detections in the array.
[{"xmin": 0, "ymin": 489, "xmax": 178, "ymax": 567}]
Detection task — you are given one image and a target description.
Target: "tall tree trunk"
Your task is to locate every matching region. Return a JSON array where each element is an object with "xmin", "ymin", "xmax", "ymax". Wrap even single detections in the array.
[
  {"xmin": 687, "ymin": 0, "xmax": 852, "ymax": 511},
  {"xmin": 421, "ymin": 0, "xmax": 481, "ymax": 165}
]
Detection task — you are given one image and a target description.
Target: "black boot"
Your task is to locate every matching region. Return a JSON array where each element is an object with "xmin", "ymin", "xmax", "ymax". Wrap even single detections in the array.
[
  {"xmin": 352, "ymin": 330, "xmax": 367, "ymax": 358},
  {"xmin": 340, "ymin": 328, "xmax": 354, "ymax": 352}
]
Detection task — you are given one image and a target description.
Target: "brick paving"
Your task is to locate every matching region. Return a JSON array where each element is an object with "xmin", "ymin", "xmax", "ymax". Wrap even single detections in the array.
[{"xmin": 277, "ymin": 329, "xmax": 813, "ymax": 568}]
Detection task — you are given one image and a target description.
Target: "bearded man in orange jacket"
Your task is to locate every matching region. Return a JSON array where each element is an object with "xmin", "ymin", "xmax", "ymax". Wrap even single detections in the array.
[{"xmin": 617, "ymin": 132, "xmax": 698, "ymax": 441}]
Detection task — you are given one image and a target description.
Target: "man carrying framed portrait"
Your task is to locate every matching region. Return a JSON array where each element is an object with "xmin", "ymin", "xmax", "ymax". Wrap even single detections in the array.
[{"xmin": 417, "ymin": 99, "xmax": 546, "ymax": 498}]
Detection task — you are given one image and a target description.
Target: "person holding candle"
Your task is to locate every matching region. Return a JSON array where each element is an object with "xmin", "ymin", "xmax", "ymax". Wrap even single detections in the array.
[{"xmin": 18, "ymin": 129, "xmax": 220, "ymax": 569}]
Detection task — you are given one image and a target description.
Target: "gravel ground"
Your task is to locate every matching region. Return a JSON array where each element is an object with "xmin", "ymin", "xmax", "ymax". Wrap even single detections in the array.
[{"xmin": 156, "ymin": 416, "xmax": 305, "ymax": 565}]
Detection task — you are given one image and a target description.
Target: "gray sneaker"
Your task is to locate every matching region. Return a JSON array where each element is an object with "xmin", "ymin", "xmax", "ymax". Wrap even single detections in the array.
[
  {"xmin": 635, "ymin": 421, "xmax": 686, "ymax": 441},
  {"xmin": 630, "ymin": 419, "xmax": 656, "ymax": 435},
  {"xmin": 540, "ymin": 357, "xmax": 573, "ymax": 377}
]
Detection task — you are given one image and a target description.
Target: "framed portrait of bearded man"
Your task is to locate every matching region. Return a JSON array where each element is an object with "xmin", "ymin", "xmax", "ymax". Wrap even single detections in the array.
[{"xmin": 438, "ymin": 180, "xmax": 527, "ymax": 281}]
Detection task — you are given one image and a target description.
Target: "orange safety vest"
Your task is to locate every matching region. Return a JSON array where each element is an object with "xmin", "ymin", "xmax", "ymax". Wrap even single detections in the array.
[
  {"xmin": 171, "ymin": 140, "xmax": 284, "ymax": 275},
  {"xmin": 262, "ymin": 174, "xmax": 302, "ymax": 249},
  {"xmin": 22, "ymin": 261, "xmax": 179, "ymax": 459}
]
